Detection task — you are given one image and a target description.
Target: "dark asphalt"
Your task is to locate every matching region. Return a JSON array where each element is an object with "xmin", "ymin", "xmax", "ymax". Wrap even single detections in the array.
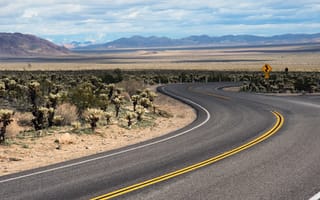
[{"xmin": 0, "ymin": 83, "xmax": 319, "ymax": 200}]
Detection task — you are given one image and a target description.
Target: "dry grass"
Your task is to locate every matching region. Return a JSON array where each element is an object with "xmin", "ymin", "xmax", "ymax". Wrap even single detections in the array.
[
  {"xmin": 55, "ymin": 103, "xmax": 78, "ymax": 125},
  {"xmin": 6, "ymin": 118, "xmax": 24, "ymax": 138},
  {"xmin": 117, "ymin": 80, "xmax": 145, "ymax": 96},
  {"xmin": 15, "ymin": 112, "xmax": 33, "ymax": 126}
]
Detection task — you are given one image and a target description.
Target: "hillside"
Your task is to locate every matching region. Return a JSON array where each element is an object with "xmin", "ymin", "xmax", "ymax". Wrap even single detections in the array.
[
  {"xmin": 77, "ymin": 33, "xmax": 320, "ymax": 49},
  {"xmin": 0, "ymin": 32, "xmax": 69, "ymax": 56}
]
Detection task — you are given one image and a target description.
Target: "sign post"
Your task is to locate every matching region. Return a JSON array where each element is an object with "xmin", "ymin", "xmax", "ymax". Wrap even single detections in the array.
[{"xmin": 262, "ymin": 64, "xmax": 272, "ymax": 79}]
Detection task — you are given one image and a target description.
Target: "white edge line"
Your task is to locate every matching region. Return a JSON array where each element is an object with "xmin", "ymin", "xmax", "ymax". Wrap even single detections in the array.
[
  {"xmin": 0, "ymin": 86, "xmax": 211, "ymax": 184},
  {"xmin": 309, "ymin": 192, "xmax": 320, "ymax": 200}
]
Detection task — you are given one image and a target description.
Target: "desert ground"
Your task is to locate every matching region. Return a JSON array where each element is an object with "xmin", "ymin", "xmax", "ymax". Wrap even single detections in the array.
[
  {"xmin": 0, "ymin": 44, "xmax": 320, "ymax": 71},
  {"xmin": 0, "ymin": 91, "xmax": 196, "ymax": 176}
]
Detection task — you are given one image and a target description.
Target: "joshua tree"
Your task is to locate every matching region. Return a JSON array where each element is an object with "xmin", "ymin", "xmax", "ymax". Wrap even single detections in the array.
[{"xmin": 0, "ymin": 109, "xmax": 14, "ymax": 143}]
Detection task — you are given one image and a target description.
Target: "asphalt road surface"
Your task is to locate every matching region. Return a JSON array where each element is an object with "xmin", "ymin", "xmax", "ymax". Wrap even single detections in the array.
[{"xmin": 0, "ymin": 83, "xmax": 319, "ymax": 200}]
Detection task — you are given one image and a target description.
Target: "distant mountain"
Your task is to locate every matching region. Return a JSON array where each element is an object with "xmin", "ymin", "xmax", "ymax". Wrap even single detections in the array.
[
  {"xmin": 0, "ymin": 32, "xmax": 69, "ymax": 56},
  {"xmin": 77, "ymin": 33, "xmax": 320, "ymax": 50}
]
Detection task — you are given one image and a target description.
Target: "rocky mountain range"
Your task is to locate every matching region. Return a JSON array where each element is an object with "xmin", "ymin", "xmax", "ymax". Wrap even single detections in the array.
[
  {"xmin": 77, "ymin": 33, "xmax": 320, "ymax": 49},
  {"xmin": 1, "ymin": 32, "xmax": 320, "ymax": 56},
  {"xmin": 0, "ymin": 32, "xmax": 69, "ymax": 56}
]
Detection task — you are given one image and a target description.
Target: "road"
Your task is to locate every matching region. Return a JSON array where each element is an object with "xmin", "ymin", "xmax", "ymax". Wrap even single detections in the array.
[{"xmin": 0, "ymin": 83, "xmax": 319, "ymax": 200}]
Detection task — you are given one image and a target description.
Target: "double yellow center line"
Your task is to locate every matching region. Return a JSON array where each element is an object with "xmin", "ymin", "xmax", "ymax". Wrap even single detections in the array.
[
  {"xmin": 91, "ymin": 111, "xmax": 284, "ymax": 200},
  {"xmin": 187, "ymin": 86, "xmax": 231, "ymax": 100}
]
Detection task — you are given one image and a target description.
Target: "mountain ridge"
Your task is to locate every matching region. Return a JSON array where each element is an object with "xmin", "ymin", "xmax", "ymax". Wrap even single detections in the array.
[
  {"xmin": 0, "ymin": 32, "xmax": 70, "ymax": 56},
  {"xmin": 76, "ymin": 33, "xmax": 320, "ymax": 50}
]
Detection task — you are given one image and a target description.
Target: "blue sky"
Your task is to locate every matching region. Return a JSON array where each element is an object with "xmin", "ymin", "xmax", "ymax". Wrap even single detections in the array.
[{"xmin": 0, "ymin": 0, "xmax": 319, "ymax": 44}]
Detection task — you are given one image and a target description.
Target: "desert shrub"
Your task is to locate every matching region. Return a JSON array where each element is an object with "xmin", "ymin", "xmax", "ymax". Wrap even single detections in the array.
[
  {"xmin": 121, "ymin": 92, "xmax": 131, "ymax": 102},
  {"xmin": 55, "ymin": 103, "xmax": 78, "ymax": 125},
  {"xmin": 97, "ymin": 93, "xmax": 109, "ymax": 111},
  {"xmin": 100, "ymin": 68, "xmax": 123, "ymax": 84},
  {"xmin": 6, "ymin": 118, "xmax": 23, "ymax": 138},
  {"xmin": 71, "ymin": 121, "xmax": 81, "ymax": 130},
  {"xmin": 158, "ymin": 109, "xmax": 173, "ymax": 118},
  {"xmin": 15, "ymin": 112, "xmax": 33, "ymax": 126},
  {"xmin": 68, "ymin": 82, "xmax": 97, "ymax": 114},
  {"xmin": 117, "ymin": 80, "xmax": 144, "ymax": 96}
]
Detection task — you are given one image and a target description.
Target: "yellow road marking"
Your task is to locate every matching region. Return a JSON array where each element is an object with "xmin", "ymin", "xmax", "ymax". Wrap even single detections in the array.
[
  {"xmin": 91, "ymin": 111, "xmax": 284, "ymax": 200},
  {"xmin": 187, "ymin": 86, "xmax": 230, "ymax": 100}
]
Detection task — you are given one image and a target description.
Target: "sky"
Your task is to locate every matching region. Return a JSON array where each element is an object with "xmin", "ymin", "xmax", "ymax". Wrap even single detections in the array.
[{"xmin": 0, "ymin": 0, "xmax": 319, "ymax": 44}]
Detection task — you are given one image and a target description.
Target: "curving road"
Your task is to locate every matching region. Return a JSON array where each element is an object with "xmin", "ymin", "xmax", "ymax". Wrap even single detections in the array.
[{"xmin": 0, "ymin": 83, "xmax": 319, "ymax": 200}]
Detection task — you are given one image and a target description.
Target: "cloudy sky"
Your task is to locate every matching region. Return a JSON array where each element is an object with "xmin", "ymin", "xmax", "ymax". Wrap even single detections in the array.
[{"xmin": 1, "ymin": 0, "xmax": 319, "ymax": 44}]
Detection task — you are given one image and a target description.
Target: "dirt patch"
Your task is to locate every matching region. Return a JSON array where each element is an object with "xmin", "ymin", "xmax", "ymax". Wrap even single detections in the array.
[{"xmin": 0, "ymin": 92, "xmax": 196, "ymax": 176}]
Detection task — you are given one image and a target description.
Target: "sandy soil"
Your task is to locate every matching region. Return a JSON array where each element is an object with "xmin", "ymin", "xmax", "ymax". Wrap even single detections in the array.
[
  {"xmin": 1, "ymin": 46, "xmax": 320, "ymax": 71},
  {"xmin": 0, "ymin": 92, "xmax": 196, "ymax": 176}
]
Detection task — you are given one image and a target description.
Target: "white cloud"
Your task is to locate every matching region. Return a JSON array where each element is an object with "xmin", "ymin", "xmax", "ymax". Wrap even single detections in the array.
[
  {"xmin": 0, "ymin": 0, "xmax": 319, "ymax": 43},
  {"xmin": 22, "ymin": 9, "xmax": 38, "ymax": 18}
]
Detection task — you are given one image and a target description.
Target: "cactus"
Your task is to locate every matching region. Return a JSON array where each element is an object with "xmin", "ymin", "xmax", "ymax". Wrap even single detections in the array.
[
  {"xmin": 131, "ymin": 94, "xmax": 140, "ymax": 111},
  {"xmin": 98, "ymin": 93, "xmax": 109, "ymax": 111},
  {"xmin": 125, "ymin": 112, "xmax": 136, "ymax": 128},
  {"xmin": 107, "ymin": 84, "xmax": 115, "ymax": 100},
  {"xmin": 28, "ymin": 81, "xmax": 41, "ymax": 107},
  {"xmin": 111, "ymin": 96, "xmax": 124, "ymax": 118},
  {"xmin": 0, "ymin": 109, "xmax": 14, "ymax": 143},
  {"xmin": 105, "ymin": 112, "xmax": 112, "ymax": 125},
  {"xmin": 135, "ymin": 105, "xmax": 145, "ymax": 121},
  {"xmin": 85, "ymin": 108, "xmax": 104, "ymax": 132},
  {"xmin": 139, "ymin": 97, "xmax": 152, "ymax": 109},
  {"xmin": 32, "ymin": 107, "xmax": 49, "ymax": 130}
]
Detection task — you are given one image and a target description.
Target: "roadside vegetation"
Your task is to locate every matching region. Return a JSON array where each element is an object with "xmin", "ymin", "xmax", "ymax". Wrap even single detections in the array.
[
  {"xmin": 0, "ymin": 69, "xmax": 170, "ymax": 144},
  {"xmin": 0, "ymin": 69, "xmax": 319, "ymax": 144}
]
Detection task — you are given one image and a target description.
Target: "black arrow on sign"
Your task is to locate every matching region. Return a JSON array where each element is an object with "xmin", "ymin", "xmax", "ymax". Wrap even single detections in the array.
[{"xmin": 264, "ymin": 65, "xmax": 269, "ymax": 72}]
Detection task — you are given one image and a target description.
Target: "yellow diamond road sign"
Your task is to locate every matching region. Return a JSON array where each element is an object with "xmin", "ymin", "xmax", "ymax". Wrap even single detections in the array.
[{"xmin": 262, "ymin": 64, "xmax": 272, "ymax": 73}]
